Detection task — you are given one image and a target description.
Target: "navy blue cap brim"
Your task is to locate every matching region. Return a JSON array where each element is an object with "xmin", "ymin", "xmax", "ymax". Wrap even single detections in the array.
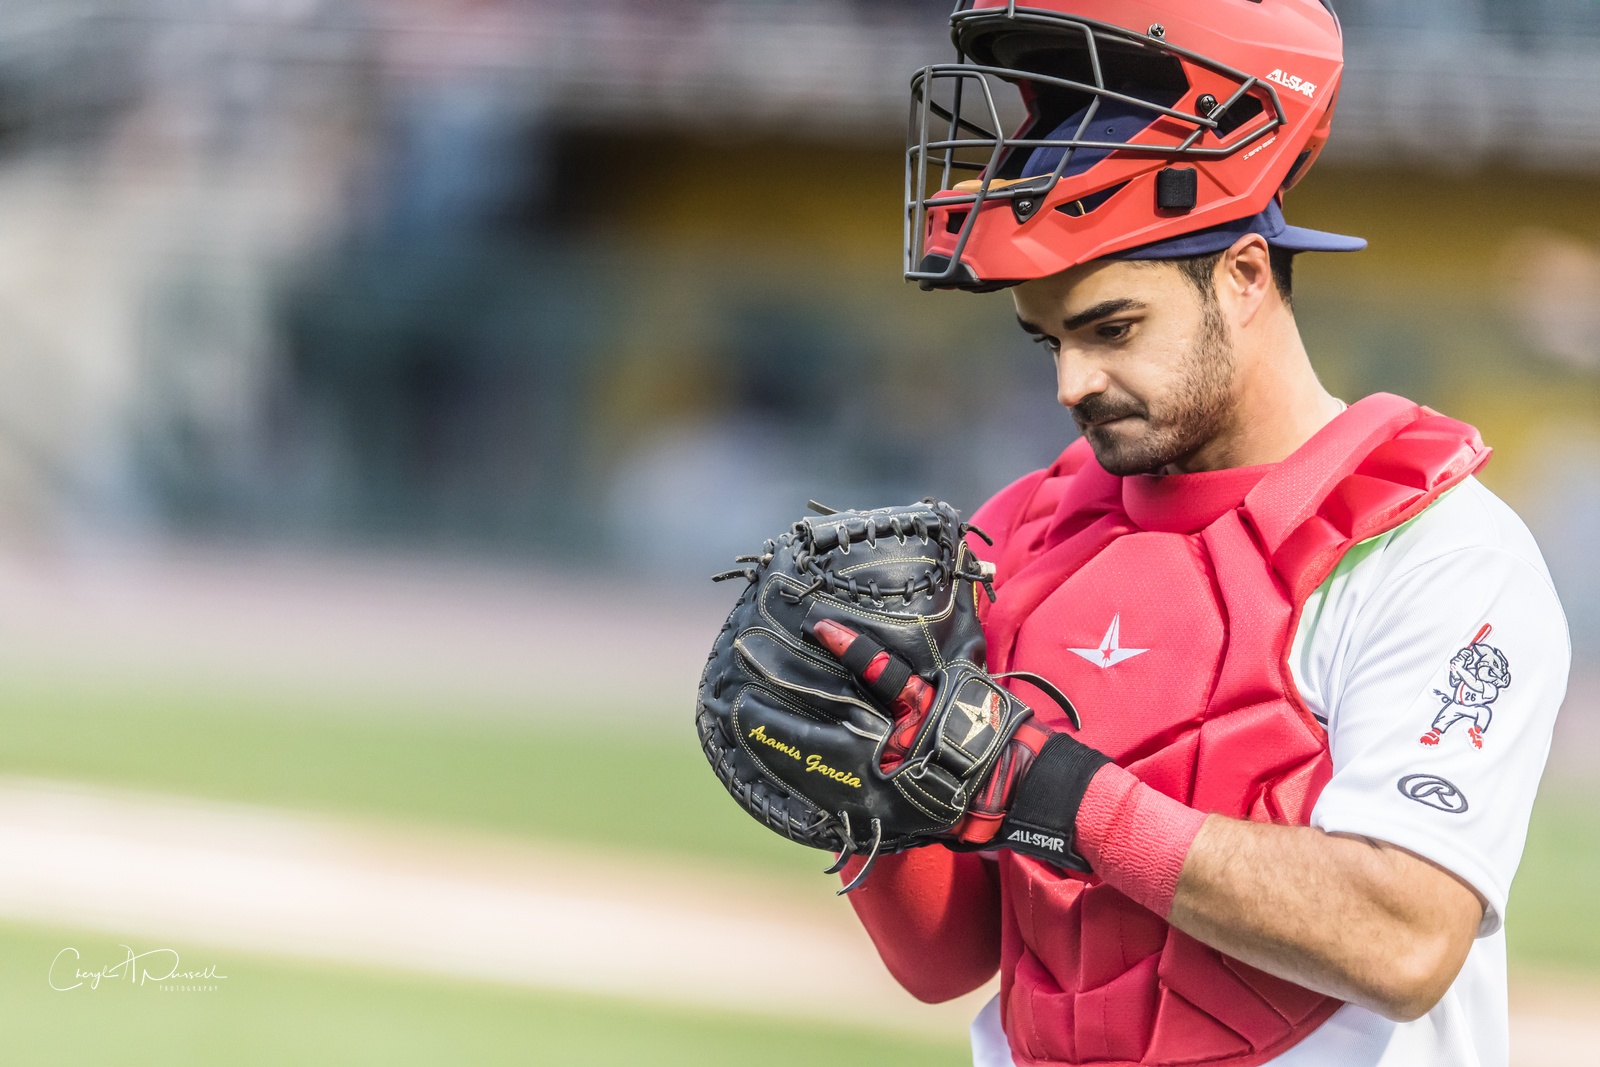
[
  {"xmin": 1112, "ymin": 199, "xmax": 1366, "ymax": 259},
  {"xmin": 1270, "ymin": 223, "xmax": 1368, "ymax": 254}
]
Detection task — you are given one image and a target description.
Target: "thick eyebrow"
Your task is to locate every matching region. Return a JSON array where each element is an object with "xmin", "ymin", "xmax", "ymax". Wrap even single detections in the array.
[
  {"xmin": 1061, "ymin": 298, "xmax": 1146, "ymax": 333},
  {"xmin": 1014, "ymin": 315, "xmax": 1045, "ymax": 336}
]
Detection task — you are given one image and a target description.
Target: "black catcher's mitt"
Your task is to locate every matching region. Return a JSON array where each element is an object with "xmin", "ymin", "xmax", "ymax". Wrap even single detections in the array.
[{"xmin": 695, "ymin": 500, "xmax": 1077, "ymax": 892}]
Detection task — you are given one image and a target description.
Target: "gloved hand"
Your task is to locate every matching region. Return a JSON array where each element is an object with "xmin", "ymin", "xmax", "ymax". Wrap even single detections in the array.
[
  {"xmin": 696, "ymin": 499, "xmax": 1061, "ymax": 893},
  {"xmin": 810, "ymin": 618, "xmax": 1112, "ymax": 871}
]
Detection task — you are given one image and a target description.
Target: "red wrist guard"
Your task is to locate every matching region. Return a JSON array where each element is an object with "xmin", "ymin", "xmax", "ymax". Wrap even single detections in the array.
[{"xmin": 1074, "ymin": 763, "xmax": 1208, "ymax": 919}]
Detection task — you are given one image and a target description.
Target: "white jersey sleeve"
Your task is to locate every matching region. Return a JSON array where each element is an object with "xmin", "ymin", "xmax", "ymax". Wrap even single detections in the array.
[{"xmin": 1289, "ymin": 477, "xmax": 1570, "ymax": 935}]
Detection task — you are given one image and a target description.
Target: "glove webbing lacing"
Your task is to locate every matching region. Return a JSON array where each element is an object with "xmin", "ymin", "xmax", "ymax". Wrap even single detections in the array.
[
  {"xmin": 821, "ymin": 810, "xmax": 884, "ymax": 895},
  {"xmin": 712, "ymin": 500, "xmax": 997, "ymax": 606}
]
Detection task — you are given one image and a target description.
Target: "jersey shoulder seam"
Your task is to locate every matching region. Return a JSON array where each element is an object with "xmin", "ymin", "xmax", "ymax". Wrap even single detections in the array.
[
  {"xmin": 1342, "ymin": 543, "xmax": 1572, "ymax": 670},
  {"xmin": 1349, "ymin": 480, "xmax": 1552, "ymax": 595},
  {"xmin": 1375, "ymin": 542, "xmax": 1562, "ymax": 607}
]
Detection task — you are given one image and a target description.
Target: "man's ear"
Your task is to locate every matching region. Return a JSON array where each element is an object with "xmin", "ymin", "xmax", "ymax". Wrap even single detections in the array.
[{"xmin": 1220, "ymin": 234, "xmax": 1275, "ymax": 327}]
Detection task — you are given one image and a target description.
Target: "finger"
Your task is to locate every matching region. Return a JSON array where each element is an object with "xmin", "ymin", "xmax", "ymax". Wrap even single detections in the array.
[
  {"xmin": 810, "ymin": 619, "xmax": 912, "ymax": 704},
  {"xmin": 808, "ymin": 620, "xmax": 926, "ymax": 711},
  {"xmin": 808, "ymin": 618, "xmax": 864, "ymax": 661},
  {"xmin": 807, "ymin": 619, "xmax": 935, "ymax": 769}
]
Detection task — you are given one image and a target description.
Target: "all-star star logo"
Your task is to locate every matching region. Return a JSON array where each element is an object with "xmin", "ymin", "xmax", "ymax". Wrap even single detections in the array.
[
  {"xmin": 952, "ymin": 687, "xmax": 1003, "ymax": 747},
  {"xmin": 1068, "ymin": 614, "xmax": 1149, "ymax": 669}
]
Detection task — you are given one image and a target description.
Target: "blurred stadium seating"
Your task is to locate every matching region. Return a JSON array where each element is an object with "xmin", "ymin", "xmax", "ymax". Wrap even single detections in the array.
[{"xmin": 0, "ymin": 1, "xmax": 1598, "ymax": 566}]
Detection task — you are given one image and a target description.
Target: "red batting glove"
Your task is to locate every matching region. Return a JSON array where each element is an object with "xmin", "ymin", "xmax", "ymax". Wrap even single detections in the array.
[
  {"xmin": 811, "ymin": 622, "xmax": 1202, "ymax": 910},
  {"xmin": 809, "ymin": 618, "xmax": 1043, "ymax": 843},
  {"xmin": 810, "ymin": 618, "xmax": 935, "ymax": 772}
]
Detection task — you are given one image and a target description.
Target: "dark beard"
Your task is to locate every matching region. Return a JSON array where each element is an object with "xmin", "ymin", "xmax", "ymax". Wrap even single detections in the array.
[{"xmin": 1072, "ymin": 298, "xmax": 1237, "ymax": 477}]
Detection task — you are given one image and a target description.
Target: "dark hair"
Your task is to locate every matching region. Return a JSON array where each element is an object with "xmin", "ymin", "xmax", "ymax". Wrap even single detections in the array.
[{"xmin": 1170, "ymin": 246, "xmax": 1296, "ymax": 310}]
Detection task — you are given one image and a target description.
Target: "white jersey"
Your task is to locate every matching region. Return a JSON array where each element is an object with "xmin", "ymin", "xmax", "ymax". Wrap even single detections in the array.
[{"xmin": 971, "ymin": 476, "xmax": 1569, "ymax": 1067}]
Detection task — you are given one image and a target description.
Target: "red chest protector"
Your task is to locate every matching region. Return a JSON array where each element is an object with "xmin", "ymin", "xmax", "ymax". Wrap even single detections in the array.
[{"xmin": 971, "ymin": 395, "xmax": 1489, "ymax": 1067}]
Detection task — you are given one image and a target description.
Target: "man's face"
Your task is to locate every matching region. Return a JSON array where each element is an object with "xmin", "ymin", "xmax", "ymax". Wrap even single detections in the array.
[{"xmin": 1012, "ymin": 259, "xmax": 1237, "ymax": 476}]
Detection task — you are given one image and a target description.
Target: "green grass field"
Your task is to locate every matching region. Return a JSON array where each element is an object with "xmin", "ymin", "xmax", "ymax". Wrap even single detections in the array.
[
  {"xmin": 0, "ymin": 668, "xmax": 1595, "ymax": 1064},
  {"xmin": 1505, "ymin": 785, "xmax": 1600, "ymax": 971},
  {"xmin": 0, "ymin": 671, "xmax": 1596, "ymax": 971},
  {"xmin": 0, "ymin": 921, "xmax": 966, "ymax": 1066},
  {"xmin": 0, "ymin": 672, "xmax": 818, "ymax": 879}
]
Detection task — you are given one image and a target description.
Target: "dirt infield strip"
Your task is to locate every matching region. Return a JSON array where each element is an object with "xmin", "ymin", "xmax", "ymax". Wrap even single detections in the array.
[
  {"xmin": 0, "ymin": 777, "xmax": 1591, "ymax": 1063},
  {"xmin": 0, "ymin": 777, "xmax": 993, "ymax": 1034}
]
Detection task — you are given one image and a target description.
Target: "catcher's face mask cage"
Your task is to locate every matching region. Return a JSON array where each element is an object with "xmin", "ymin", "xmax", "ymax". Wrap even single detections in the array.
[{"xmin": 906, "ymin": 0, "xmax": 1345, "ymax": 291}]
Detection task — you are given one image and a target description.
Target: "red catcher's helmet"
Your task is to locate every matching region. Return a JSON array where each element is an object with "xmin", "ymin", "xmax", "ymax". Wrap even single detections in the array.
[{"xmin": 907, "ymin": 0, "xmax": 1348, "ymax": 291}]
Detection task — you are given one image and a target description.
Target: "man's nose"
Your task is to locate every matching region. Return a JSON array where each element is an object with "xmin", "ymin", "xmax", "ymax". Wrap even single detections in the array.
[{"xmin": 1055, "ymin": 352, "xmax": 1107, "ymax": 409}]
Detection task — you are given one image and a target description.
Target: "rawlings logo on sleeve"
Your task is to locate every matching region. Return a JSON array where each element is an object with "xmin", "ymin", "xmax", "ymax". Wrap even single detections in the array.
[{"xmin": 1398, "ymin": 774, "xmax": 1469, "ymax": 814}]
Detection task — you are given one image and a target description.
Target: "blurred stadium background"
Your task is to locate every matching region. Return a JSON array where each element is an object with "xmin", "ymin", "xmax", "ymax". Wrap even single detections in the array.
[{"xmin": 0, "ymin": 0, "xmax": 1596, "ymax": 1063}]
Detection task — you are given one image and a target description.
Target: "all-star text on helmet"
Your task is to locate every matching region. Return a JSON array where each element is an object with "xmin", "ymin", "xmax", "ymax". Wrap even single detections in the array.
[{"xmin": 907, "ymin": 0, "xmax": 1347, "ymax": 291}]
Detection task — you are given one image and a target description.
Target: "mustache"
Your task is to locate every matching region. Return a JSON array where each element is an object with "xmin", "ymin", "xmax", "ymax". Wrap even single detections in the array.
[{"xmin": 1070, "ymin": 393, "xmax": 1148, "ymax": 429}]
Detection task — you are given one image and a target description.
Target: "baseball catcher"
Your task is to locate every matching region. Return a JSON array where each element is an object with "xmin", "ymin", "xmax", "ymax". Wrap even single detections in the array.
[{"xmin": 696, "ymin": 2, "xmax": 1567, "ymax": 1066}]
